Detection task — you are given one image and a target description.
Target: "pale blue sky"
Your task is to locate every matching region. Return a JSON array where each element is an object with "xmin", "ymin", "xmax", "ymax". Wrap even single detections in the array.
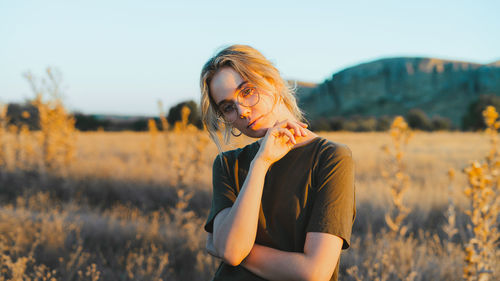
[{"xmin": 1, "ymin": 0, "xmax": 499, "ymax": 115}]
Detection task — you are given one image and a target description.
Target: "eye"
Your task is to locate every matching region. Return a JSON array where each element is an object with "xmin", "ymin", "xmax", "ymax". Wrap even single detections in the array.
[
  {"xmin": 240, "ymin": 87, "xmax": 254, "ymax": 98},
  {"xmin": 221, "ymin": 103, "xmax": 234, "ymax": 113}
]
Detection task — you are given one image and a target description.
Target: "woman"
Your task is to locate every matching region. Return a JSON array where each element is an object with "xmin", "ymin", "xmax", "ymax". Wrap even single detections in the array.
[{"xmin": 200, "ymin": 45, "xmax": 355, "ymax": 281}]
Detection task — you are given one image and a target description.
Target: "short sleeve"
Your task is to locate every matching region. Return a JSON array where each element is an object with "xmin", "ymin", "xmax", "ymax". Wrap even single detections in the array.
[
  {"xmin": 306, "ymin": 143, "xmax": 356, "ymax": 249},
  {"xmin": 204, "ymin": 153, "xmax": 237, "ymax": 233}
]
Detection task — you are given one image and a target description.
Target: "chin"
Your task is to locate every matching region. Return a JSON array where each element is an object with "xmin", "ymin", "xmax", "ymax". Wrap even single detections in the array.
[
  {"xmin": 244, "ymin": 127, "xmax": 269, "ymax": 138},
  {"xmin": 240, "ymin": 115, "xmax": 275, "ymax": 138}
]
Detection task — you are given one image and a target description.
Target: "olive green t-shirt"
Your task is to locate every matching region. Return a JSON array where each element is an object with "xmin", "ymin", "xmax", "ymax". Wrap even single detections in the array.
[{"xmin": 204, "ymin": 137, "xmax": 356, "ymax": 281}]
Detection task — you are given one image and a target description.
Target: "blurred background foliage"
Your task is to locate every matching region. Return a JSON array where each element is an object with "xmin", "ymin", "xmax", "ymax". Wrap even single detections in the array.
[{"xmin": 3, "ymin": 93, "xmax": 500, "ymax": 133}]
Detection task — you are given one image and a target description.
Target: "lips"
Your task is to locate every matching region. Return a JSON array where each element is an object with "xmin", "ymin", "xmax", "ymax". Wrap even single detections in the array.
[{"xmin": 247, "ymin": 116, "xmax": 262, "ymax": 129}]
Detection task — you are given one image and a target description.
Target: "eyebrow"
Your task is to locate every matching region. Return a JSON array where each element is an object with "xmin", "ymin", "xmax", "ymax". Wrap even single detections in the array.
[{"xmin": 216, "ymin": 81, "xmax": 248, "ymax": 108}]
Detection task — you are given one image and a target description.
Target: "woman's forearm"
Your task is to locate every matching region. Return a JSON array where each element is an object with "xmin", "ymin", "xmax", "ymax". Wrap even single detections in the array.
[
  {"xmin": 241, "ymin": 244, "xmax": 314, "ymax": 281},
  {"xmin": 241, "ymin": 233, "xmax": 342, "ymax": 281},
  {"xmin": 213, "ymin": 157, "xmax": 271, "ymax": 266}
]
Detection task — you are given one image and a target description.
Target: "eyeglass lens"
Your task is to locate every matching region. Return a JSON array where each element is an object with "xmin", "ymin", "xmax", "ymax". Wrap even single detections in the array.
[{"xmin": 222, "ymin": 87, "xmax": 260, "ymax": 123}]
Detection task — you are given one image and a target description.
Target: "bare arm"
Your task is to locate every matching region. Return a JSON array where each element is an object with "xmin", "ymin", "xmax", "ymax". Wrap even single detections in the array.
[
  {"xmin": 206, "ymin": 229, "xmax": 342, "ymax": 281},
  {"xmin": 211, "ymin": 120, "xmax": 308, "ymax": 266},
  {"xmin": 212, "ymin": 157, "xmax": 271, "ymax": 265},
  {"xmin": 241, "ymin": 232, "xmax": 343, "ymax": 281}
]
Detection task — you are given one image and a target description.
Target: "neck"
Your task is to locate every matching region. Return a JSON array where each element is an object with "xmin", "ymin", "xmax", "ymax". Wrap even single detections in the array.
[
  {"xmin": 273, "ymin": 100, "xmax": 298, "ymax": 123},
  {"xmin": 256, "ymin": 101, "xmax": 314, "ymax": 145},
  {"xmin": 257, "ymin": 127, "xmax": 318, "ymax": 147}
]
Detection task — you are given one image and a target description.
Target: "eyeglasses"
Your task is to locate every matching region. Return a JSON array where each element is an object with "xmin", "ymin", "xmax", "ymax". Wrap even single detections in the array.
[{"xmin": 218, "ymin": 86, "xmax": 260, "ymax": 124}]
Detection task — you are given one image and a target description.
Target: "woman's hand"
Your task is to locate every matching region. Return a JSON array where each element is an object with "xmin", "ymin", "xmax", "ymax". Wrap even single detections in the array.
[{"xmin": 255, "ymin": 120, "xmax": 308, "ymax": 166}]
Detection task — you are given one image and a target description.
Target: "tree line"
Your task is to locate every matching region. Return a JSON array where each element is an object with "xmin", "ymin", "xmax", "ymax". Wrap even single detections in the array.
[
  {"xmin": 309, "ymin": 94, "xmax": 500, "ymax": 132},
  {"xmin": 2, "ymin": 94, "xmax": 499, "ymax": 132},
  {"xmin": 2, "ymin": 100, "xmax": 203, "ymax": 132}
]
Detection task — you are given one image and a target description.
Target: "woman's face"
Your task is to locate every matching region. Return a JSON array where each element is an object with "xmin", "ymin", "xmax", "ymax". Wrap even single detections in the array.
[{"xmin": 210, "ymin": 67, "xmax": 279, "ymax": 138}]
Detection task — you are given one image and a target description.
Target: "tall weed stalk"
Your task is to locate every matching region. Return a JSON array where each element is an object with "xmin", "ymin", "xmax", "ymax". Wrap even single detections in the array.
[{"xmin": 462, "ymin": 106, "xmax": 500, "ymax": 281}]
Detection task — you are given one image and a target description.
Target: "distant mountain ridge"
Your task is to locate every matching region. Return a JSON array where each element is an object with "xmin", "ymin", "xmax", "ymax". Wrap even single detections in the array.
[{"xmin": 296, "ymin": 57, "xmax": 500, "ymax": 126}]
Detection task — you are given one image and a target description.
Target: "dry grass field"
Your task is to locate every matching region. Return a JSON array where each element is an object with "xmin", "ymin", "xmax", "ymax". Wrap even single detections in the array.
[{"xmin": 0, "ymin": 114, "xmax": 499, "ymax": 280}]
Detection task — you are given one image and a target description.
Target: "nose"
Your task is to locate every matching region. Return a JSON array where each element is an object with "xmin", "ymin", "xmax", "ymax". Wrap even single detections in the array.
[{"xmin": 236, "ymin": 103, "xmax": 250, "ymax": 119}]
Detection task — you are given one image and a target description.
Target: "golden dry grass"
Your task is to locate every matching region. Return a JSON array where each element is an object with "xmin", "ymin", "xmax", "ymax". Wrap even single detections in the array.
[
  {"xmin": 0, "ymin": 122, "xmax": 498, "ymax": 280},
  {"xmin": 2, "ymin": 70, "xmax": 497, "ymax": 280}
]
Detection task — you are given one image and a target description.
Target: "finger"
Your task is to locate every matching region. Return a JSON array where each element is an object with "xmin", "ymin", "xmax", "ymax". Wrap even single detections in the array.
[
  {"xmin": 297, "ymin": 122, "xmax": 308, "ymax": 134},
  {"xmin": 296, "ymin": 121, "xmax": 308, "ymax": 136},
  {"xmin": 292, "ymin": 123, "xmax": 305, "ymax": 137},
  {"xmin": 298, "ymin": 121, "xmax": 308, "ymax": 128},
  {"xmin": 278, "ymin": 128, "xmax": 296, "ymax": 145},
  {"xmin": 275, "ymin": 119, "xmax": 291, "ymax": 128},
  {"xmin": 289, "ymin": 127, "xmax": 303, "ymax": 137},
  {"xmin": 276, "ymin": 120, "xmax": 301, "ymax": 137},
  {"xmin": 299, "ymin": 124, "xmax": 308, "ymax": 136},
  {"xmin": 288, "ymin": 121, "xmax": 306, "ymax": 137},
  {"xmin": 275, "ymin": 120, "xmax": 308, "ymax": 137},
  {"xmin": 279, "ymin": 119, "xmax": 308, "ymax": 132},
  {"xmin": 284, "ymin": 122, "xmax": 301, "ymax": 137},
  {"xmin": 271, "ymin": 127, "xmax": 289, "ymax": 140}
]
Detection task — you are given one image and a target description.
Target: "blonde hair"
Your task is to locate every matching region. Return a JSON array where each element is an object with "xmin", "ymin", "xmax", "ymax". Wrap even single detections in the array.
[{"xmin": 200, "ymin": 44, "xmax": 305, "ymax": 151}]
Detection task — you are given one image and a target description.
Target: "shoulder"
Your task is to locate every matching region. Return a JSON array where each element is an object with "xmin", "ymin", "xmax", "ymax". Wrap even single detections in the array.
[
  {"xmin": 310, "ymin": 137, "xmax": 354, "ymax": 179},
  {"xmin": 213, "ymin": 141, "xmax": 260, "ymax": 171},
  {"xmin": 311, "ymin": 138, "xmax": 355, "ymax": 192},
  {"xmin": 315, "ymin": 137, "xmax": 353, "ymax": 162}
]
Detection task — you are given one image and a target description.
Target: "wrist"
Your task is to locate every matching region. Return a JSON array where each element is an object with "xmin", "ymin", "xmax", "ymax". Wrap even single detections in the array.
[{"xmin": 251, "ymin": 155, "xmax": 272, "ymax": 170}]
